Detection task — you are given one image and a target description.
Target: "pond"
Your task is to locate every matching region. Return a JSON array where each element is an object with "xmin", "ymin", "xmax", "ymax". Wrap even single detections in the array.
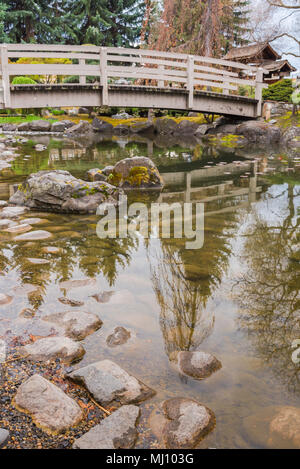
[{"xmin": 0, "ymin": 133, "xmax": 299, "ymax": 449}]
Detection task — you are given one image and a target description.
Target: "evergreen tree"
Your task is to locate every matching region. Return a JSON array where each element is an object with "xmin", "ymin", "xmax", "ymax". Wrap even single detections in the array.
[
  {"xmin": 65, "ymin": 0, "xmax": 146, "ymax": 46},
  {"xmin": 0, "ymin": 3, "xmax": 9, "ymax": 42},
  {"xmin": 1, "ymin": 0, "xmax": 68, "ymax": 43}
]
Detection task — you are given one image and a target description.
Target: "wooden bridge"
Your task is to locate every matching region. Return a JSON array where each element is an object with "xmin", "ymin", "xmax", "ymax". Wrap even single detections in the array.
[{"xmin": 0, "ymin": 44, "xmax": 266, "ymax": 118}]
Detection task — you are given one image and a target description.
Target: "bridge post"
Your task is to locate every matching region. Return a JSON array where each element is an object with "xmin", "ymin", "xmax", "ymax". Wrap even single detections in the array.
[
  {"xmin": 255, "ymin": 67, "xmax": 264, "ymax": 117},
  {"xmin": 187, "ymin": 55, "xmax": 194, "ymax": 109},
  {"xmin": 0, "ymin": 45, "xmax": 10, "ymax": 108},
  {"xmin": 79, "ymin": 59, "xmax": 86, "ymax": 85},
  {"xmin": 100, "ymin": 47, "xmax": 108, "ymax": 106}
]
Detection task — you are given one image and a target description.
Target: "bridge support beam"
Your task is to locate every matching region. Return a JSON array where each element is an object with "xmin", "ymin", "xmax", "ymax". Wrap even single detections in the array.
[
  {"xmin": 100, "ymin": 47, "xmax": 108, "ymax": 106},
  {"xmin": 187, "ymin": 56, "xmax": 194, "ymax": 110},
  {"xmin": 0, "ymin": 45, "xmax": 11, "ymax": 108}
]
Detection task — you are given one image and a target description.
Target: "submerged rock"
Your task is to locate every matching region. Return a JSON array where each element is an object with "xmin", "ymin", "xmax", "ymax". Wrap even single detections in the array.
[
  {"xmin": 5, "ymin": 223, "xmax": 32, "ymax": 234},
  {"xmin": 69, "ymin": 359, "xmax": 155, "ymax": 407},
  {"xmin": 9, "ymin": 170, "xmax": 121, "ymax": 214},
  {"xmin": 110, "ymin": 156, "xmax": 164, "ymax": 190},
  {"xmin": 58, "ymin": 297, "xmax": 84, "ymax": 307},
  {"xmin": 14, "ymin": 374, "xmax": 82, "ymax": 434},
  {"xmin": 19, "ymin": 336, "xmax": 85, "ymax": 363},
  {"xmin": 43, "ymin": 311, "xmax": 102, "ymax": 341},
  {"xmin": 176, "ymin": 351, "xmax": 222, "ymax": 380},
  {"xmin": 73, "ymin": 405, "xmax": 140, "ymax": 449},
  {"xmin": 243, "ymin": 406, "xmax": 300, "ymax": 449},
  {"xmin": 150, "ymin": 398, "xmax": 215, "ymax": 449},
  {"xmin": 106, "ymin": 326, "xmax": 131, "ymax": 347}
]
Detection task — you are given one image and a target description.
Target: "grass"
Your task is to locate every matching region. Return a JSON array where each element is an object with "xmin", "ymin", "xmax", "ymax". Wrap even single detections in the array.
[
  {"xmin": 0, "ymin": 115, "xmax": 57, "ymax": 124},
  {"xmin": 270, "ymin": 111, "xmax": 300, "ymax": 129}
]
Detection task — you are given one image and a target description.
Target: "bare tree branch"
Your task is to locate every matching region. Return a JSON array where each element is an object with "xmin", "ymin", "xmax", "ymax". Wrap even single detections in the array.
[{"xmin": 266, "ymin": 0, "xmax": 300, "ymax": 8}]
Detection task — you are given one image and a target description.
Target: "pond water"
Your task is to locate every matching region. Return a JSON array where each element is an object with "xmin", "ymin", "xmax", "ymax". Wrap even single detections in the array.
[{"xmin": 0, "ymin": 134, "xmax": 299, "ymax": 449}]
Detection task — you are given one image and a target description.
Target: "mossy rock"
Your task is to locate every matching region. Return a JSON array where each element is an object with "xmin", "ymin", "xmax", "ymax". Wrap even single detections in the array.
[{"xmin": 110, "ymin": 157, "xmax": 164, "ymax": 190}]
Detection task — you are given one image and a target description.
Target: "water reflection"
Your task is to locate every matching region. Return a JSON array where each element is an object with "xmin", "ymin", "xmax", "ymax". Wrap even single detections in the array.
[{"xmin": 235, "ymin": 180, "xmax": 300, "ymax": 392}]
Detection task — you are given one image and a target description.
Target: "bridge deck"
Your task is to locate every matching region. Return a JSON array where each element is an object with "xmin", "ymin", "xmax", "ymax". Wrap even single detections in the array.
[{"xmin": 0, "ymin": 44, "xmax": 265, "ymax": 117}]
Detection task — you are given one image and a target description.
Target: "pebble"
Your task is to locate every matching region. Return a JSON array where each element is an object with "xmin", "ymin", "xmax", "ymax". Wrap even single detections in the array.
[{"xmin": 0, "ymin": 429, "xmax": 9, "ymax": 449}]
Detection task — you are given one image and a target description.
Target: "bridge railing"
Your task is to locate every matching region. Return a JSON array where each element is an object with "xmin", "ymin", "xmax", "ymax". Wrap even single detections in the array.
[{"xmin": 0, "ymin": 44, "xmax": 265, "ymax": 113}]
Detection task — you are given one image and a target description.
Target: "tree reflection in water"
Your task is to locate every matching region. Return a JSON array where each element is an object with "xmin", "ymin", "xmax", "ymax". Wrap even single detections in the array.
[{"xmin": 234, "ymin": 182, "xmax": 300, "ymax": 392}]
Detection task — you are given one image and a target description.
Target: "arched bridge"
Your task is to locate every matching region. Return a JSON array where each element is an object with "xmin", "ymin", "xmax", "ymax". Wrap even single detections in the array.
[{"xmin": 0, "ymin": 44, "xmax": 266, "ymax": 118}]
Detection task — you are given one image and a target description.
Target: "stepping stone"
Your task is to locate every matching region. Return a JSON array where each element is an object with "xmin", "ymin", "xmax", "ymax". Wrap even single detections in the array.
[
  {"xmin": 42, "ymin": 246, "xmax": 62, "ymax": 254},
  {"xmin": 106, "ymin": 327, "xmax": 131, "ymax": 347},
  {"xmin": 0, "ymin": 293, "xmax": 13, "ymax": 305},
  {"xmin": 176, "ymin": 351, "xmax": 222, "ymax": 380},
  {"xmin": 19, "ymin": 336, "xmax": 85, "ymax": 363},
  {"xmin": 0, "ymin": 200, "xmax": 8, "ymax": 208},
  {"xmin": 73, "ymin": 405, "xmax": 140, "ymax": 449},
  {"xmin": 14, "ymin": 230, "xmax": 52, "ymax": 241},
  {"xmin": 14, "ymin": 374, "xmax": 82, "ymax": 435},
  {"xmin": 69, "ymin": 359, "xmax": 155, "ymax": 407},
  {"xmin": 0, "ymin": 429, "xmax": 9, "ymax": 449},
  {"xmin": 26, "ymin": 258, "xmax": 50, "ymax": 265},
  {"xmin": 5, "ymin": 223, "xmax": 32, "ymax": 234},
  {"xmin": 43, "ymin": 311, "xmax": 102, "ymax": 341},
  {"xmin": 22, "ymin": 218, "xmax": 44, "ymax": 225},
  {"xmin": 0, "ymin": 219, "xmax": 17, "ymax": 230},
  {"xmin": 150, "ymin": 398, "xmax": 215, "ymax": 449},
  {"xmin": 0, "ymin": 206, "xmax": 28, "ymax": 219},
  {"xmin": 0, "ymin": 339, "xmax": 6, "ymax": 363},
  {"xmin": 12, "ymin": 284, "xmax": 38, "ymax": 296}
]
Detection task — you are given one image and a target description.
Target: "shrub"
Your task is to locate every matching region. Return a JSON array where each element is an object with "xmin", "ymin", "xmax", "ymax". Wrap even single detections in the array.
[
  {"xmin": 63, "ymin": 75, "xmax": 79, "ymax": 84},
  {"xmin": 12, "ymin": 76, "xmax": 37, "ymax": 85},
  {"xmin": 262, "ymin": 79, "xmax": 293, "ymax": 102}
]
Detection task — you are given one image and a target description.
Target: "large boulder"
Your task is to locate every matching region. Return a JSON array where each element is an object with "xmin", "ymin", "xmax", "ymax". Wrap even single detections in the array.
[
  {"xmin": 3, "ymin": 124, "xmax": 17, "ymax": 132},
  {"xmin": 51, "ymin": 120, "xmax": 74, "ymax": 132},
  {"xmin": 19, "ymin": 336, "xmax": 85, "ymax": 363},
  {"xmin": 176, "ymin": 120, "xmax": 200, "ymax": 135},
  {"xmin": 92, "ymin": 118, "xmax": 113, "ymax": 133},
  {"xmin": 281, "ymin": 126, "xmax": 300, "ymax": 147},
  {"xmin": 66, "ymin": 120, "xmax": 93, "ymax": 135},
  {"xmin": 29, "ymin": 120, "xmax": 51, "ymax": 132},
  {"xmin": 9, "ymin": 170, "xmax": 121, "ymax": 214},
  {"xmin": 155, "ymin": 118, "xmax": 178, "ymax": 135},
  {"xmin": 236, "ymin": 120, "xmax": 281, "ymax": 144},
  {"xmin": 86, "ymin": 168, "xmax": 107, "ymax": 182},
  {"xmin": 17, "ymin": 122, "xmax": 31, "ymax": 132},
  {"xmin": 14, "ymin": 374, "xmax": 82, "ymax": 434},
  {"xmin": 110, "ymin": 156, "xmax": 163, "ymax": 190},
  {"xmin": 73, "ymin": 405, "xmax": 140, "ymax": 449},
  {"xmin": 150, "ymin": 398, "xmax": 215, "ymax": 449},
  {"xmin": 68, "ymin": 359, "xmax": 155, "ymax": 407},
  {"xmin": 130, "ymin": 121, "xmax": 154, "ymax": 134}
]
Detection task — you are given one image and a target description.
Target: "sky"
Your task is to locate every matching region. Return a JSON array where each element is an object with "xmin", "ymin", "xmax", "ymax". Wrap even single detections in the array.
[{"xmin": 250, "ymin": 0, "xmax": 300, "ymax": 73}]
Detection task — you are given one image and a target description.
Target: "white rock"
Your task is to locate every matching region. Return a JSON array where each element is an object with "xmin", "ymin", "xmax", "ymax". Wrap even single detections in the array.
[
  {"xmin": 43, "ymin": 311, "xmax": 103, "ymax": 340},
  {"xmin": 19, "ymin": 336, "xmax": 85, "ymax": 363},
  {"xmin": 73, "ymin": 405, "xmax": 140, "ymax": 449},
  {"xmin": 0, "ymin": 339, "xmax": 6, "ymax": 363},
  {"xmin": 14, "ymin": 374, "xmax": 82, "ymax": 434}
]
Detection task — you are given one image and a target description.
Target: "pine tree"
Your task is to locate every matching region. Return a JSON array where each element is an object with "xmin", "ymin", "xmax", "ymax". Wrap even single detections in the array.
[
  {"xmin": 0, "ymin": 2, "xmax": 9, "ymax": 42},
  {"xmin": 65, "ymin": 0, "xmax": 146, "ymax": 47},
  {"xmin": 1, "ymin": 0, "xmax": 67, "ymax": 43}
]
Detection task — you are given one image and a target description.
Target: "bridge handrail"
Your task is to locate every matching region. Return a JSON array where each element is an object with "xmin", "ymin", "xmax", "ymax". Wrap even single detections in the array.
[{"xmin": 0, "ymin": 43, "xmax": 266, "ymax": 114}]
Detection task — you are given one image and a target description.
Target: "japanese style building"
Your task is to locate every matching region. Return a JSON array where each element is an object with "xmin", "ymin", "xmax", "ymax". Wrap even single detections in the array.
[{"xmin": 224, "ymin": 42, "xmax": 296, "ymax": 83}]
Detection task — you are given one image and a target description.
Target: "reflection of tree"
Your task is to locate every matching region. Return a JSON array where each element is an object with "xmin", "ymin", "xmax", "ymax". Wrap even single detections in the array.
[
  {"xmin": 235, "ymin": 183, "xmax": 300, "ymax": 392},
  {"xmin": 147, "ymin": 210, "xmax": 238, "ymax": 360}
]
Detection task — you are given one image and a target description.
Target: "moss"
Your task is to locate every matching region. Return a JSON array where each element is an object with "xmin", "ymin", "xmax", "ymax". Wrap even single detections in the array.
[
  {"xmin": 220, "ymin": 134, "xmax": 243, "ymax": 148},
  {"xmin": 127, "ymin": 166, "xmax": 150, "ymax": 186}
]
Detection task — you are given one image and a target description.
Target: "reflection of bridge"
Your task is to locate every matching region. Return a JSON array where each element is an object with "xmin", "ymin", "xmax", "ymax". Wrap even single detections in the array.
[
  {"xmin": 159, "ymin": 161, "xmax": 262, "ymax": 213},
  {"xmin": 0, "ymin": 44, "xmax": 265, "ymax": 117}
]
